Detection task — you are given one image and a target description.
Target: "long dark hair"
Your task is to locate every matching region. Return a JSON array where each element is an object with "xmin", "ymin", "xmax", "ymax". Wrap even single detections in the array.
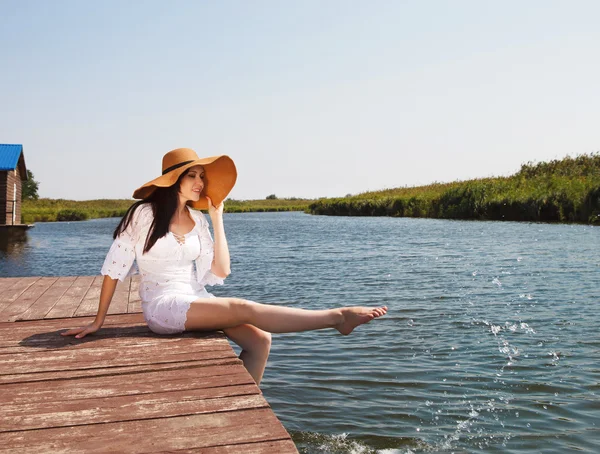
[{"xmin": 114, "ymin": 169, "xmax": 190, "ymax": 254}]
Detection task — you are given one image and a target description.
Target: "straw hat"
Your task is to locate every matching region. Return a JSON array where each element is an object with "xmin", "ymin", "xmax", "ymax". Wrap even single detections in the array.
[{"xmin": 132, "ymin": 148, "xmax": 237, "ymax": 210}]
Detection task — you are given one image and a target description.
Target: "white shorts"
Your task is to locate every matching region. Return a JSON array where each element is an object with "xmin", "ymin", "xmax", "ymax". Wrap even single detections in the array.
[{"xmin": 142, "ymin": 292, "xmax": 215, "ymax": 335}]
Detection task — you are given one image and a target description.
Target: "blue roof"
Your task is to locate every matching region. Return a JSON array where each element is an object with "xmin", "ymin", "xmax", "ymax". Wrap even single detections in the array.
[{"xmin": 0, "ymin": 144, "xmax": 23, "ymax": 171}]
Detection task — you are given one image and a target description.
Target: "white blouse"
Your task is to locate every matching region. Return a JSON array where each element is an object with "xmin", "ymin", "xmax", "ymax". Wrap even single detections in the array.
[{"xmin": 101, "ymin": 204, "xmax": 224, "ymax": 303}]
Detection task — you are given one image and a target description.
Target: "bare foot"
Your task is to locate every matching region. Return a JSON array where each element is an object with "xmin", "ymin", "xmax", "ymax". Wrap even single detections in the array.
[{"xmin": 335, "ymin": 306, "xmax": 388, "ymax": 335}]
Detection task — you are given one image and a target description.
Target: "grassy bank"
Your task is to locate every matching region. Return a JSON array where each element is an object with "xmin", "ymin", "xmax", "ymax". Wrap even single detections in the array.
[
  {"xmin": 21, "ymin": 199, "xmax": 134, "ymax": 223},
  {"xmin": 224, "ymin": 198, "xmax": 311, "ymax": 213},
  {"xmin": 308, "ymin": 153, "xmax": 600, "ymax": 224},
  {"xmin": 21, "ymin": 198, "xmax": 312, "ymax": 223}
]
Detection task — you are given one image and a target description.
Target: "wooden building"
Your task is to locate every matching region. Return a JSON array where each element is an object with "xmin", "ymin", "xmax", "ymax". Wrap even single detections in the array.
[{"xmin": 0, "ymin": 144, "xmax": 28, "ymax": 226}]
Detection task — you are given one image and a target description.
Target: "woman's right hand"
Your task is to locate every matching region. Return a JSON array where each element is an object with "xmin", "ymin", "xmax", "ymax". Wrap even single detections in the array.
[
  {"xmin": 206, "ymin": 196, "xmax": 224, "ymax": 218},
  {"xmin": 61, "ymin": 321, "xmax": 102, "ymax": 339}
]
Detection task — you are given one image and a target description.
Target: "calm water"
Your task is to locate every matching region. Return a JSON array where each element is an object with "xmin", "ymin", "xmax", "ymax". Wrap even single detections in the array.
[{"xmin": 1, "ymin": 212, "xmax": 599, "ymax": 453}]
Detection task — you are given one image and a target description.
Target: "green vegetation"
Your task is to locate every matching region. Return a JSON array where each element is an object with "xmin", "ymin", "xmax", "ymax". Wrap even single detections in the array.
[
  {"xmin": 22, "ymin": 170, "xmax": 40, "ymax": 200},
  {"xmin": 308, "ymin": 153, "xmax": 600, "ymax": 224},
  {"xmin": 222, "ymin": 198, "xmax": 312, "ymax": 213},
  {"xmin": 22, "ymin": 199, "xmax": 134, "ymax": 223},
  {"xmin": 21, "ymin": 198, "xmax": 313, "ymax": 223}
]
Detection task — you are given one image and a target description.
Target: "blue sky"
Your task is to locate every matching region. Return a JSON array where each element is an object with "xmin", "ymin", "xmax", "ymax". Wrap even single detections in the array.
[{"xmin": 1, "ymin": 0, "xmax": 599, "ymax": 200}]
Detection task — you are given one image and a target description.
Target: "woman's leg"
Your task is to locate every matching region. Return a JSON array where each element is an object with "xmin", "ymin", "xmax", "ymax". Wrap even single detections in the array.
[
  {"xmin": 184, "ymin": 297, "xmax": 387, "ymax": 335},
  {"xmin": 223, "ymin": 324, "xmax": 271, "ymax": 385}
]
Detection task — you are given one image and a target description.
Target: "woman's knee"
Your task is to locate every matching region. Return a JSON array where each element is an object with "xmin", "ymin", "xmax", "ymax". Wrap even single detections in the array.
[
  {"xmin": 257, "ymin": 330, "xmax": 272, "ymax": 351},
  {"xmin": 248, "ymin": 329, "xmax": 271, "ymax": 359}
]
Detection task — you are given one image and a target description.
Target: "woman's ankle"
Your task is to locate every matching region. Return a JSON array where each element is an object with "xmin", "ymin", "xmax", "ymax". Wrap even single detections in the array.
[{"xmin": 330, "ymin": 308, "xmax": 344, "ymax": 327}]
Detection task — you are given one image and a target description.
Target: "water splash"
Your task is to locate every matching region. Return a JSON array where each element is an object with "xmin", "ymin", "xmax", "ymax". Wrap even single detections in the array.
[
  {"xmin": 548, "ymin": 351, "xmax": 561, "ymax": 366},
  {"xmin": 292, "ymin": 431, "xmax": 426, "ymax": 454}
]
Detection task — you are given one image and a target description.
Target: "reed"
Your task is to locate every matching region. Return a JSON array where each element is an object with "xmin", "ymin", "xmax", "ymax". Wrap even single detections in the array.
[
  {"xmin": 309, "ymin": 153, "xmax": 600, "ymax": 224},
  {"xmin": 223, "ymin": 198, "xmax": 312, "ymax": 213}
]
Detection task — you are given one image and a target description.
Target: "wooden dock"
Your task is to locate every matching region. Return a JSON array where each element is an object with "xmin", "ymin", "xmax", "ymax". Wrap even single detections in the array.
[{"xmin": 0, "ymin": 276, "xmax": 298, "ymax": 453}]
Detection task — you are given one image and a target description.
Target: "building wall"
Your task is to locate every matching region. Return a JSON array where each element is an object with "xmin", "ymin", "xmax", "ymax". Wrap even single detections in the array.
[
  {"xmin": 0, "ymin": 169, "xmax": 22, "ymax": 225},
  {"xmin": 0, "ymin": 171, "xmax": 6, "ymax": 224}
]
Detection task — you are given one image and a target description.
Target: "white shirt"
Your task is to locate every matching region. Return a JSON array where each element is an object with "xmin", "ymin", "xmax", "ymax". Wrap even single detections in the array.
[{"xmin": 100, "ymin": 203, "xmax": 224, "ymax": 303}]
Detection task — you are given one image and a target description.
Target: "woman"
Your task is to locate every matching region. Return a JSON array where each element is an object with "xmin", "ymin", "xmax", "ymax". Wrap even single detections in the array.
[{"xmin": 62, "ymin": 148, "xmax": 388, "ymax": 385}]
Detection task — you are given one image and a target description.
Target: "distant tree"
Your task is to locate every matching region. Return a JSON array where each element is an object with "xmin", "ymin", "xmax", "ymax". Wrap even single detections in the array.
[
  {"xmin": 22, "ymin": 170, "xmax": 40, "ymax": 200},
  {"xmin": 266, "ymin": 194, "xmax": 278, "ymax": 200}
]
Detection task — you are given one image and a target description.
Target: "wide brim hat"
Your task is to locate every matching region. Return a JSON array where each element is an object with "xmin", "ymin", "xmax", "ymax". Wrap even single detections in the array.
[{"xmin": 132, "ymin": 148, "xmax": 237, "ymax": 210}]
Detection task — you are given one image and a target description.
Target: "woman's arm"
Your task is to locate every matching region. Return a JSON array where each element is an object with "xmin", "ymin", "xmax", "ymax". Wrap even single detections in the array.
[
  {"xmin": 207, "ymin": 197, "xmax": 231, "ymax": 278},
  {"xmin": 61, "ymin": 275, "xmax": 118, "ymax": 338}
]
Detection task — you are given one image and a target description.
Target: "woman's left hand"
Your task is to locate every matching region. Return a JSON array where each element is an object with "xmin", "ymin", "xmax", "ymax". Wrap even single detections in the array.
[{"xmin": 206, "ymin": 196, "xmax": 224, "ymax": 218}]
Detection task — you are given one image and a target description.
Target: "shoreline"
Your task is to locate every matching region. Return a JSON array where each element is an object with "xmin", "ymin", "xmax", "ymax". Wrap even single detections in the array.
[{"xmin": 20, "ymin": 154, "xmax": 600, "ymax": 225}]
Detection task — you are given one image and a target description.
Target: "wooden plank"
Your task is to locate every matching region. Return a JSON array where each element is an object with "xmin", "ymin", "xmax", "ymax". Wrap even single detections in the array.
[
  {"xmin": 0, "ymin": 334, "xmax": 228, "ymax": 357},
  {"xmin": 1, "ymin": 313, "xmax": 146, "ymax": 338},
  {"xmin": 0, "ymin": 277, "xmax": 22, "ymax": 294},
  {"xmin": 0, "ymin": 323, "xmax": 149, "ymax": 344},
  {"xmin": 128, "ymin": 298, "xmax": 142, "ymax": 313},
  {"xmin": 0, "ymin": 315, "xmax": 218, "ymax": 342},
  {"xmin": 0, "ymin": 344, "xmax": 235, "ymax": 375},
  {"xmin": 106, "ymin": 289, "xmax": 129, "ymax": 315},
  {"xmin": 73, "ymin": 275, "xmax": 104, "ymax": 317},
  {"xmin": 130, "ymin": 275, "xmax": 141, "ymax": 293},
  {"xmin": 0, "ymin": 357, "xmax": 241, "ymax": 385},
  {"xmin": 0, "ymin": 277, "xmax": 40, "ymax": 316},
  {"xmin": 0, "ymin": 332, "xmax": 227, "ymax": 354},
  {"xmin": 0, "ymin": 277, "xmax": 58, "ymax": 322},
  {"xmin": 0, "ymin": 408, "xmax": 293, "ymax": 453},
  {"xmin": 44, "ymin": 276, "xmax": 94, "ymax": 319},
  {"xmin": 0, "ymin": 328, "xmax": 224, "ymax": 352},
  {"xmin": 2, "ymin": 387, "xmax": 266, "ymax": 432},
  {"xmin": 1, "ymin": 365, "xmax": 253, "ymax": 405},
  {"xmin": 0, "ymin": 317, "xmax": 219, "ymax": 340},
  {"xmin": 106, "ymin": 276, "xmax": 130, "ymax": 315},
  {"xmin": 128, "ymin": 275, "xmax": 142, "ymax": 313},
  {"xmin": 14, "ymin": 276, "xmax": 77, "ymax": 321}
]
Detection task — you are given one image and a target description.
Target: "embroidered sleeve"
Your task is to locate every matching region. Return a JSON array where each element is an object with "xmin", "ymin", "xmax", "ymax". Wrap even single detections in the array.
[
  {"xmin": 101, "ymin": 204, "xmax": 152, "ymax": 282},
  {"xmin": 192, "ymin": 209, "xmax": 225, "ymax": 286}
]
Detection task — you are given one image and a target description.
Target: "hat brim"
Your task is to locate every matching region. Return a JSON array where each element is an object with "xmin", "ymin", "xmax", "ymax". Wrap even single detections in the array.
[{"xmin": 132, "ymin": 155, "xmax": 237, "ymax": 210}]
